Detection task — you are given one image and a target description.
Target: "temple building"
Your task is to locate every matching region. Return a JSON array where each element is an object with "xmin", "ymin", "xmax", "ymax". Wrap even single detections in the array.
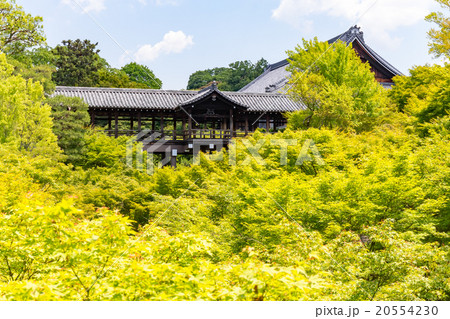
[
  {"xmin": 240, "ymin": 26, "xmax": 403, "ymax": 93},
  {"xmin": 53, "ymin": 26, "xmax": 403, "ymax": 166}
]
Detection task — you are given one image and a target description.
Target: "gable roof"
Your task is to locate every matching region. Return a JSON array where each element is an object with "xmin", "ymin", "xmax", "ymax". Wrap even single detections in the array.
[
  {"xmin": 52, "ymin": 85, "xmax": 304, "ymax": 113},
  {"xmin": 239, "ymin": 26, "xmax": 403, "ymax": 93},
  {"xmin": 178, "ymin": 82, "xmax": 248, "ymax": 109}
]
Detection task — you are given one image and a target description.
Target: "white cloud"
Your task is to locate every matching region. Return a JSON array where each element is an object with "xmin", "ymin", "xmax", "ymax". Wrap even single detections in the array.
[
  {"xmin": 272, "ymin": 0, "xmax": 437, "ymax": 45},
  {"xmin": 62, "ymin": 0, "xmax": 107, "ymax": 13},
  {"xmin": 134, "ymin": 31, "xmax": 194, "ymax": 63}
]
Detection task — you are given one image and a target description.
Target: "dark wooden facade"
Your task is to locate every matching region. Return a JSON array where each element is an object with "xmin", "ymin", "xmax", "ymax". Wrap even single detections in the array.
[{"xmin": 54, "ymin": 84, "xmax": 303, "ymax": 165}]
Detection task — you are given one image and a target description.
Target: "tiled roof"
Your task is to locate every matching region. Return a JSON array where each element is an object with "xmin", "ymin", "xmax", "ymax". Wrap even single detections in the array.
[
  {"xmin": 52, "ymin": 86, "xmax": 304, "ymax": 113},
  {"xmin": 240, "ymin": 26, "xmax": 403, "ymax": 93},
  {"xmin": 329, "ymin": 26, "xmax": 403, "ymax": 77},
  {"xmin": 239, "ymin": 63, "xmax": 291, "ymax": 94},
  {"xmin": 53, "ymin": 86, "xmax": 197, "ymax": 110},
  {"xmin": 178, "ymin": 83, "xmax": 249, "ymax": 109},
  {"xmin": 226, "ymin": 92, "xmax": 302, "ymax": 112}
]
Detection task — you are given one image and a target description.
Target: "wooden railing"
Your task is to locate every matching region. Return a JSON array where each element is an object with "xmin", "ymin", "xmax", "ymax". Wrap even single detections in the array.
[{"xmin": 101, "ymin": 129, "xmax": 247, "ymax": 140}]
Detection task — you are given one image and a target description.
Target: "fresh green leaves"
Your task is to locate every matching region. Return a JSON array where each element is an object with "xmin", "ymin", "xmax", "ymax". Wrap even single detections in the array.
[
  {"xmin": 426, "ymin": 0, "xmax": 450, "ymax": 59},
  {"xmin": 0, "ymin": 0, "xmax": 46, "ymax": 55},
  {"xmin": 286, "ymin": 39, "xmax": 387, "ymax": 132},
  {"xmin": 187, "ymin": 58, "xmax": 268, "ymax": 91}
]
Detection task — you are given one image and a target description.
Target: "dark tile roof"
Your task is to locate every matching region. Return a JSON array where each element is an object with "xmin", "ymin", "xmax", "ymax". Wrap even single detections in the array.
[
  {"xmin": 54, "ymin": 86, "xmax": 197, "ymax": 110},
  {"xmin": 329, "ymin": 26, "xmax": 403, "ymax": 77},
  {"xmin": 178, "ymin": 83, "xmax": 249, "ymax": 109},
  {"xmin": 240, "ymin": 26, "xmax": 403, "ymax": 93},
  {"xmin": 52, "ymin": 86, "xmax": 304, "ymax": 113}
]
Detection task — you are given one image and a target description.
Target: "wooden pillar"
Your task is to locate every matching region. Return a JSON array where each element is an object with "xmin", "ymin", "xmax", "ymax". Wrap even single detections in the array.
[
  {"xmin": 182, "ymin": 117, "xmax": 186, "ymax": 139},
  {"xmin": 90, "ymin": 111, "xmax": 96, "ymax": 128},
  {"xmin": 266, "ymin": 114, "xmax": 270, "ymax": 132},
  {"xmin": 173, "ymin": 116, "xmax": 177, "ymax": 140},
  {"xmin": 229, "ymin": 109, "xmax": 234, "ymax": 136},
  {"xmin": 137, "ymin": 111, "xmax": 142, "ymax": 131},
  {"xmin": 108, "ymin": 113, "xmax": 112, "ymax": 136},
  {"xmin": 114, "ymin": 111, "xmax": 119, "ymax": 138},
  {"xmin": 245, "ymin": 115, "xmax": 249, "ymax": 135},
  {"xmin": 152, "ymin": 117, "xmax": 156, "ymax": 131},
  {"xmin": 188, "ymin": 109, "xmax": 192, "ymax": 139},
  {"xmin": 171, "ymin": 154, "xmax": 177, "ymax": 168},
  {"xmin": 130, "ymin": 114, "xmax": 134, "ymax": 132},
  {"xmin": 160, "ymin": 116, "xmax": 164, "ymax": 134}
]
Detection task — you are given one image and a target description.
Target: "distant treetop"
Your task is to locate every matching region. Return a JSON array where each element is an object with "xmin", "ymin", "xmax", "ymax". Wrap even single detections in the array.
[{"xmin": 187, "ymin": 58, "xmax": 268, "ymax": 91}]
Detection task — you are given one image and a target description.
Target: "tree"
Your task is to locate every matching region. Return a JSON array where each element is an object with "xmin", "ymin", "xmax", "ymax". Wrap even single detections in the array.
[
  {"xmin": 187, "ymin": 67, "xmax": 230, "ymax": 90},
  {"xmin": 46, "ymin": 95, "xmax": 90, "ymax": 165},
  {"xmin": 96, "ymin": 67, "xmax": 144, "ymax": 89},
  {"xmin": 286, "ymin": 38, "xmax": 387, "ymax": 132},
  {"xmin": 0, "ymin": 0, "xmax": 46, "ymax": 55},
  {"xmin": 0, "ymin": 52, "xmax": 59, "ymax": 156},
  {"xmin": 227, "ymin": 58, "xmax": 268, "ymax": 91},
  {"xmin": 426, "ymin": 0, "xmax": 450, "ymax": 59},
  {"xmin": 12, "ymin": 46, "xmax": 56, "ymax": 67},
  {"xmin": 186, "ymin": 58, "xmax": 268, "ymax": 91},
  {"xmin": 389, "ymin": 64, "xmax": 450, "ymax": 123},
  {"xmin": 7, "ymin": 57, "xmax": 55, "ymax": 94},
  {"xmin": 6, "ymin": 47, "xmax": 56, "ymax": 94},
  {"xmin": 52, "ymin": 39, "xmax": 102, "ymax": 87},
  {"xmin": 121, "ymin": 62, "xmax": 162, "ymax": 89}
]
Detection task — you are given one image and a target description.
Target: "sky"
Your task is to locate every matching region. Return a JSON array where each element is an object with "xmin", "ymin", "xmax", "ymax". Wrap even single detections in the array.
[{"xmin": 16, "ymin": 0, "xmax": 444, "ymax": 90}]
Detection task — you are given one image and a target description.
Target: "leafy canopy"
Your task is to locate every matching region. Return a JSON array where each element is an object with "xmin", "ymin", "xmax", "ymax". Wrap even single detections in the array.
[
  {"xmin": 187, "ymin": 58, "xmax": 268, "ymax": 91},
  {"xmin": 0, "ymin": 0, "xmax": 46, "ymax": 55},
  {"xmin": 426, "ymin": 0, "xmax": 450, "ymax": 59},
  {"xmin": 390, "ymin": 64, "xmax": 450, "ymax": 123},
  {"xmin": 52, "ymin": 39, "xmax": 103, "ymax": 87},
  {"xmin": 0, "ymin": 52, "xmax": 59, "ymax": 156},
  {"xmin": 286, "ymin": 38, "xmax": 387, "ymax": 132},
  {"xmin": 46, "ymin": 95, "xmax": 90, "ymax": 165},
  {"xmin": 121, "ymin": 62, "xmax": 162, "ymax": 89}
]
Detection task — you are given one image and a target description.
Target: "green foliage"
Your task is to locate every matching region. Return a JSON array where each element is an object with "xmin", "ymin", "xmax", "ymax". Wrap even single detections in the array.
[
  {"xmin": 52, "ymin": 39, "xmax": 102, "ymax": 87},
  {"xmin": 46, "ymin": 95, "xmax": 90, "ymax": 165},
  {"xmin": 187, "ymin": 58, "xmax": 268, "ymax": 91},
  {"xmin": 286, "ymin": 39, "xmax": 387, "ymax": 132},
  {"xmin": 51, "ymin": 41, "xmax": 163, "ymax": 89},
  {"xmin": 11, "ymin": 46, "xmax": 56, "ymax": 67},
  {"xmin": 7, "ymin": 56, "xmax": 55, "ymax": 94},
  {"xmin": 426, "ymin": 0, "xmax": 450, "ymax": 59},
  {"xmin": 96, "ymin": 67, "xmax": 147, "ymax": 89},
  {"xmin": 121, "ymin": 62, "xmax": 162, "ymax": 89},
  {"xmin": 0, "ymin": 0, "xmax": 46, "ymax": 55},
  {"xmin": 390, "ymin": 64, "xmax": 450, "ymax": 123},
  {"xmin": 0, "ymin": 53, "xmax": 59, "ymax": 156}
]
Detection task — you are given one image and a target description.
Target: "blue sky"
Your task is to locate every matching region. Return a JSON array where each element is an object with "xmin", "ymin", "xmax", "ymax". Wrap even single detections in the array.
[{"xmin": 16, "ymin": 0, "xmax": 442, "ymax": 89}]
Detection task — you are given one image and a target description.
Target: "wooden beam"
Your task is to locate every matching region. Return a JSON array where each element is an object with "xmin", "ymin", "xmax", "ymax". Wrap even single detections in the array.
[
  {"xmin": 173, "ymin": 116, "xmax": 177, "ymax": 140},
  {"xmin": 245, "ymin": 115, "xmax": 249, "ymax": 135},
  {"xmin": 90, "ymin": 111, "xmax": 96, "ymax": 128},
  {"xmin": 114, "ymin": 111, "xmax": 119, "ymax": 138},
  {"xmin": 108, "ymin": 113, "xmax": 112, "ymax": 136},
  {"xmin": 188, "ymin": 110, "xmax": 192, "ymax": 139},
  {"xmin": 229, "ymin": 109, "xmax": 234, "ymax": 135},
  {"xmin": 137, "ymin": 111, "xmax": 142, "ymax": 131}
]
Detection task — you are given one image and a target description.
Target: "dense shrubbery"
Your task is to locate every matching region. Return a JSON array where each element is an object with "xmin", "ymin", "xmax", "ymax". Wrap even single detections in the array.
[{"xmin": 0, "ymin": 63, "xmax": 449, "ymax": 298}]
